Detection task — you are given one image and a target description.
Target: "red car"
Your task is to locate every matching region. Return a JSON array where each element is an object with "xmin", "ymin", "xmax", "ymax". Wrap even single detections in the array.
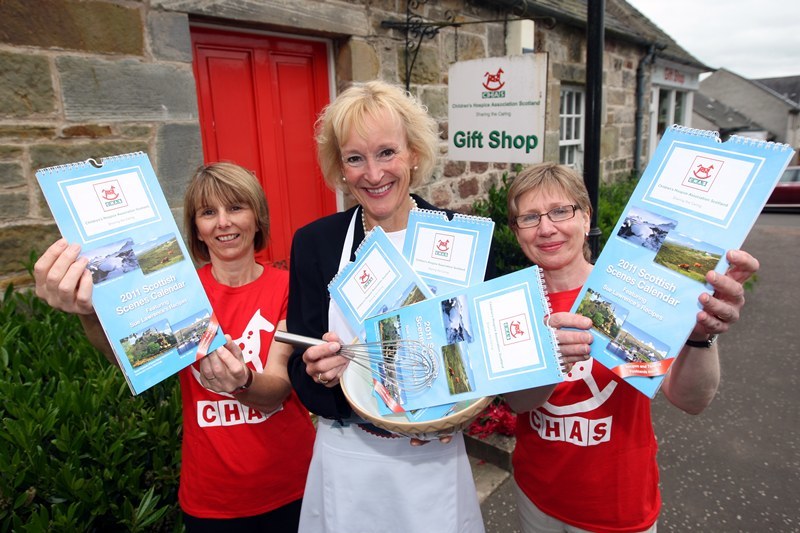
[{"xmin": 765, "ymin": 166, "xmax": 800, "ymax": 211}]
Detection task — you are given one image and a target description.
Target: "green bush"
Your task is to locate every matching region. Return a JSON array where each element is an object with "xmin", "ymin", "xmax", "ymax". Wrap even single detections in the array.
[
  {"xmin": 597, "ymin": 171, "xmax": 640, "ymax": 251},
  {"xmin": 0, "ymin": 285, "xmax": 183, "ymax": 532},
  {"xmin": 472, "ymin": 171, "xmax": 530, "ymax": 276}
]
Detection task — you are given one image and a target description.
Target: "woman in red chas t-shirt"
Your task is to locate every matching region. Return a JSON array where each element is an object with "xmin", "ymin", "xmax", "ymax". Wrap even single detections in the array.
[
  {"xmin": 33, "ymin": 162, "xmax": 315, "ymax": 532},
  {"xmin": 503, "ymin": 163, "xmax": 758, "ymax": 533}
]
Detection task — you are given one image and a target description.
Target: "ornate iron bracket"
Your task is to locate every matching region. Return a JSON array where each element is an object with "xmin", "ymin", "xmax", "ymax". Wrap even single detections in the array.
[{"xmin": 381, "ymin": 0, "xmax": 556, "ymax": 91}]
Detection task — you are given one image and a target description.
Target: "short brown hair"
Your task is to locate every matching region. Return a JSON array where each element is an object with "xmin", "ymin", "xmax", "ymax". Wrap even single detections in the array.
[
  {"xmin": 315, "ymin": 80, "xmax": 439, "ymax": 190},
  {"xmin": 508, "ymin": 163, "xmax": 593, "ymax": 261},
  {"xmin": 183, "ymin": 162, "xmax": 270, "ymax": 263}
]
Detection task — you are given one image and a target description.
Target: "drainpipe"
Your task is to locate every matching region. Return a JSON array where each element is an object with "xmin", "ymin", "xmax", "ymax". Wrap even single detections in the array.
[{"xmin": 634, "ymin": 44, "xmax": 663, "ymax": 177}]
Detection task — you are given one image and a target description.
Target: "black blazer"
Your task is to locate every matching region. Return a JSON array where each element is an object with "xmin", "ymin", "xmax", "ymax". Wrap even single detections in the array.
[{"xmin": 286, "ymin": 195, "xmax": 494, "ymax": 419}]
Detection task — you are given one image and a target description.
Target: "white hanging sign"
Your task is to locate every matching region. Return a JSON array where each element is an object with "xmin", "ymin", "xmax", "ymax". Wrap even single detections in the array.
[{"xmin": 448, "ymin": 54, "xmax": 548, "ymax": 164}]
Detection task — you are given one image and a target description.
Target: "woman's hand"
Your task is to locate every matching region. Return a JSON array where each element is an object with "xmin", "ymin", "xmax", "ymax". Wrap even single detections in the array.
[
  {"xmin": 33, "ymin": 238, "xmax": 95, "ymax": 315},
  {"xmin": 198, "ymin": 335, "xmax": 251, "ymax": 394},
  {"xmin": 33, "ymin": 239, "xmax": 115, "ymax": 361},
  {"xmin": 689, "ymin": 249, "xmax": 759, "ymax": 341},
  {"xmin": 302, "ymin": 332, "xmax": 350, "ymax": 387},
  {"xmin": 410, "ymin": 433, "xmax": 453, "ymax": 446},
  {"xmin": 546, "ymin": 311, "xmax": 594, "ymax": 367}
]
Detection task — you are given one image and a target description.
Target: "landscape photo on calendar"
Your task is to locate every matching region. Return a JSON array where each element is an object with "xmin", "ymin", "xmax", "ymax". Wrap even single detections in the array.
[
  {"xmin": 575, "ymin": 288, "xmax": 630, "ymax": 341},
  {"xmin": 82, "ymin": 238, "xmax": 140, "ymax": 284},
  {"xmin": 653, "ymin": 231, "xmax": 723, "ymax": 283},
  {"xmin": 606, "ymin": 320, "xmax": 669, "ymax": 365},
  {"xmin": 131, "ymin": 233, "xmax": 185, "ymax": 275},
  {"xmin": 616, "ymin": 206, "xmax": 677, "ymax": 252}
]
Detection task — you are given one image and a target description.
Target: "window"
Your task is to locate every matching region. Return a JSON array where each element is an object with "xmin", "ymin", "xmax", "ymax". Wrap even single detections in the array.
[
  {"xmin": 656, "ymin": 88, "xmax": 689, "ymax": 139},
  {"xmin": 559, "ymin": 86, "xmax": 584, "ymax": 169}
]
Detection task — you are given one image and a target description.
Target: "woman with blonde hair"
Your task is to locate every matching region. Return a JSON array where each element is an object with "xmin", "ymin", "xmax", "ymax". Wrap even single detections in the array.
[{"xmin": 286, "ymin": 81, "xmax": 487, "ymax": 533}]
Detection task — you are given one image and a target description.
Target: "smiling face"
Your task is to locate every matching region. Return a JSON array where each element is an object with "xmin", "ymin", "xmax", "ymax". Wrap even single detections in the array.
[
  {"xmin": 339, "ymin": 111, "xmax": 419, "ymax": 232},
  {"xmin": 194, "ymin": 198, "xmax": 258, "ymax": 264},
  {"xmin": 513, "ymin": 186, "xmax": 592, "ymax": 278}
]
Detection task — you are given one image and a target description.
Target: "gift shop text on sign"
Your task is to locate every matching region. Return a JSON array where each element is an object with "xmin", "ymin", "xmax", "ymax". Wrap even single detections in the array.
[{"xmin": 448, "ymin": 54, "xmax": 547, "ymax": 164}]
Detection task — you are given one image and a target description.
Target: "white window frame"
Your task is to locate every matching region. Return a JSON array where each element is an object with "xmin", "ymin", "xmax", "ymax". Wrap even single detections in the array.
[
  {"xmin": 559, "ymin": 85, "xmax": 585, "ymax": 170},
  {"xmin": 649, "ymin": 86, "xmax": 695, "ymax": 158}
]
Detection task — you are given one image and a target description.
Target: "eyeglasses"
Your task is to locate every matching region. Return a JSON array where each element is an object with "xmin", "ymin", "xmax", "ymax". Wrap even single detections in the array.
[
  {"xmin": 512, "ymin": 205, "xmax": 579, "ymax": 229},
  {"xmin": 341, "ymin": 147, "xmax": 402, "ymax": 169}
]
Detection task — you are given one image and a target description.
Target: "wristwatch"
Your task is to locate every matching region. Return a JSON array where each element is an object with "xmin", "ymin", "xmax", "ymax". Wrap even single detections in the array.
[{"xmin": 685, "ymin": 334, "xmax": 718, "ymax": 349}]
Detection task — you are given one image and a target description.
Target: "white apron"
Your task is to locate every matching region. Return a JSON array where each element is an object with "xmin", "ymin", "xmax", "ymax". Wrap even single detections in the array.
[{"xmin": 298, "ymin": 210, "xmax": 484, "ymax": 533}]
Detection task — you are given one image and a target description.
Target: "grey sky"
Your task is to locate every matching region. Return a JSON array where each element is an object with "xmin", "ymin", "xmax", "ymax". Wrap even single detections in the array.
[{"xmin": 626, "ymin": 0, "xmax": 800, "ymax": 80}]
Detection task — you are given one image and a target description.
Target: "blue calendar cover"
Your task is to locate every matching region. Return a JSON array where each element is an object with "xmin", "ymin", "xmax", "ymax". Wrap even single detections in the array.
[
  {"xmin": 572, "ymin": 125, "xmax": 795, "ymax": 397},
  {"xmin": 402, "ymin": 208, "xmax": 494, "ymax": 295},
  {"xmin": 328, "ymin": 226, "xmax": 435, "ymax": 341},
  {"xmin": 364, "ymin": 266, "xmax": 565, "ymax": 412},
  {"xmin": 36, "ymin": 152, "xmax": 227, "ymax": 395}
]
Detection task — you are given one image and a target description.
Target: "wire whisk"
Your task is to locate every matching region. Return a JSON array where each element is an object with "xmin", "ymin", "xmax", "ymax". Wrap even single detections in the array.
[{"xmin": 274, "ymin": 331, "xmax": 439, "ymax": 395}]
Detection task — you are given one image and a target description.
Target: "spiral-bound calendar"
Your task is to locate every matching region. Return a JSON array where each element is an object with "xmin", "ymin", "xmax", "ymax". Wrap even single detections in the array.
[
  {"xmin": 363, "ymin": 265, "xmax": 565, "ymax": 412},
  {"xmin": 572, "ymin": 125, "xmax": 795, "ymax": 398},
  {"xmin": 402, "ymin": 208, "xmax": 495, "ymax": 295},
  {"xmin": 36, "ymin": 152, "xmax": 227, "ymax": 395}
]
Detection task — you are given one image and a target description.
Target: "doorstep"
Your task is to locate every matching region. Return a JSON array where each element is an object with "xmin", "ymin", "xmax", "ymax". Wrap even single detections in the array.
[{"xmin": 464, "ymin": 433, "xmax": 515, "ymax": 472}]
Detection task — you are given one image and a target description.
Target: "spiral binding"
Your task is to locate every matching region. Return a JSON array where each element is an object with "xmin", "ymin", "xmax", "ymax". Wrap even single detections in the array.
[
  {"xmin": 410, "ymin": 207, "xmax": 494, "ymax": 225},
  {"xmin": 669, "ymin": 124, "xmax": 720, "ymax": 141},
  {"xmin": 535, "ymin": 265, "xmax": 568, "ymax": 376},
  {"xmin": 36, "ymin": 151, "xmax": 145, "ymax": 175},
  {"xmin": 729, "ymin": 134, "xmax": 792, "ymax": 151},
  {"xmin": 670, "ymin": 124, "xmax": 793, "ymax": 152}
]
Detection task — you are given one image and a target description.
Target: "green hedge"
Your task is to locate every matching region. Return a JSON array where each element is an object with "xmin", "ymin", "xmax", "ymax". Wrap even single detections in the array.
[{"xmin": 0, "ymin": 285, "xmax": 183, "ymax": 532}]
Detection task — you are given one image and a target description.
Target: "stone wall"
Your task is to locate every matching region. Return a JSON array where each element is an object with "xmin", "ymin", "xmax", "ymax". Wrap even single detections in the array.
[
  {"xmin": 0, "ymin": 0, "xmax": 200, "ymax": 287},
  {"xmin": 0, "ymin": 0, "xmax": 650, "ymax": 287}
]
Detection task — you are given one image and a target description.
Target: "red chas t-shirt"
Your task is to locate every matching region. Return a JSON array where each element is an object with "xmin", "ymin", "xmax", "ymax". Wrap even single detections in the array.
[
  {"xmin": 178, "ymin": 264, "xmax": 315, "ymax": 519},
  {"xmin": 512, "ymin": 287, "xmax": 661, "ymax": 533}
]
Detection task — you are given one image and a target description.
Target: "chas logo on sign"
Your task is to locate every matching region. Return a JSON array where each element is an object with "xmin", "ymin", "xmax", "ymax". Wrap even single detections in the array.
[
  {"xmin": 681, "ymin": 156, "xmax": 724, "ymax": 193},
  {"xmin": 500, "ymin": 314, "xmax": 530, "ymax": 345},
  {"xmin": 482, "ymin": 68, "xmax": 506, "ymax": 99},
  {"xmin": 431, "ymin": 232, "xmax": 455, "ymax": 261},
  {"xmin": 93, "ymin": 180, "xmax": 128, "ymax": 211}
]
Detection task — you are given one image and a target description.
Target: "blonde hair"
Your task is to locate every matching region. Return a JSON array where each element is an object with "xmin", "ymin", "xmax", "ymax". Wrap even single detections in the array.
[
  {"xmin": 183, "ymin": 162, "xmax": 270, "ymax": 263},
  {"xmin": 315, "ymin": 80, "xmax": 439, "ymax": 190},
  {"xmin": 508, "ymin": 163, "xmax": 593, "ymax": 262}
]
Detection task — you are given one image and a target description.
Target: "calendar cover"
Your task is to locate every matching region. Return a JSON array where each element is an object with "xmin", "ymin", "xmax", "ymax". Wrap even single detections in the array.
[
  {"xmin": 572, "ymin": 125, "xmax": 794, "ymax": 397},
  {"xmin": 364, "ymin": 266, "xmax": 565, "ymax": 411},
  {"xmin": 36, "ymin": 152, "xmax": 227, "ymax": 395}
]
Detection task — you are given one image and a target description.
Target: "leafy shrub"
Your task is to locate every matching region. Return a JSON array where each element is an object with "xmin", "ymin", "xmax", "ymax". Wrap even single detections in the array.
[
  {"xmin": 0, "ymin": 285, "xmax": 183, "ymax": 532},
  {"xmin": 597, "ymin": 172, "xmax": 639, "ymax": 252}
]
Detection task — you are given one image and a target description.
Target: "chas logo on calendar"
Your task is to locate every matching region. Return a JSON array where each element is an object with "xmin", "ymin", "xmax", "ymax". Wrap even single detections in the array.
[
  {"xmin": 682, "ymin": 156, "xmax": 724, "ymax": 193},
  {"xmin": 93, "ymin": 179, "xmax": 128, "ymax": 211},
  {"xmin": 500, "ymin": 314, "xmax": 531, "ymax": 345},
  {"xmin": 355, "ymin": 266, "xmax": 376, "ymax": 292},
  {"xmin": 431, "ymin": 232, "xmax": 454, "ymax": 261}
]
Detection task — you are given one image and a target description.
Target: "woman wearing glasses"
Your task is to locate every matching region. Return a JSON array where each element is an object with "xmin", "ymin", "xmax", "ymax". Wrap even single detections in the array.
[
  {"xmin": 503, "ymin": 163, "xmax": 759, "ymax": 533},
  {"xmin": 286, "ymin": 81, "xmax": 487, "ymax": 532}
]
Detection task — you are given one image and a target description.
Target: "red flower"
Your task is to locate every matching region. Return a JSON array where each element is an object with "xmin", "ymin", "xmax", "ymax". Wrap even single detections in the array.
[{"xmin": 467, "ymin": 398, "xmax": 517, "ymax": 439}]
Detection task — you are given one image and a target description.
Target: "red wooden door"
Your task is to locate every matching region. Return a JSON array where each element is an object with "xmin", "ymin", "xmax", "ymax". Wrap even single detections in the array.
[{"xmin": 190, "ymin": 26, "xmax": 336, "ymax": 267}]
